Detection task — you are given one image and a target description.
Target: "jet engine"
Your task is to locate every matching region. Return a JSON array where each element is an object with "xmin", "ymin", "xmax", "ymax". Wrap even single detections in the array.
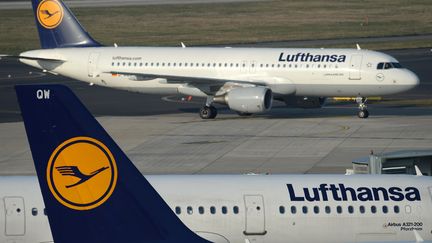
[{"xmin": 214, "ymin": 87, "xmax": 273, "ymax": 113}]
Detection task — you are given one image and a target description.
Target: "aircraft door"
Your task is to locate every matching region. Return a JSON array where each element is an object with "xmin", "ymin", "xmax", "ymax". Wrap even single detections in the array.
[
  {"xmin": 243, "ymin": 195, "xmax": 266, "ymax": 235},
  {"xmin": 349, "ymin": 54, "xmax": 363, "ymax": 80},
  {"xmin": 88, "ymin": 52, "xmax": 100, "ymax": 78},
  {"xmin": 4, "ymin": 197, "xmax": 25, "ymax": 236}
]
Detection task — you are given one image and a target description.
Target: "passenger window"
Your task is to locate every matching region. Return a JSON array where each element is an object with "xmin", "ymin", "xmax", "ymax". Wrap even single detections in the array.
[
  {"xmin": 175, "ymin": 206, "xmax": 181, "ymax": 215},
  {"xmin": 111, "ymin": 62, "xmax": 114, "ymax": 66},
  {"xmin": 31, "ymin": 208, "xmax": 38, "ymax": 216},
  {"xmin": 302, "ymin": 206, "xmax": 308, "ymax": 214},
  {"xmin": 187, "ymin": 206, "xmax": 193, "ymax": 215},
  {"xmin": 359, "ymin": 205, "xmax": 365, "ymax": 214},
  {"xmin": 260, "ymin": 64, "xmax": 263, "ymax": 68},
  {"xmin": 210, "ymin": 206, "xmax": 216, "ymax": 214},
  {"xmin": 313, "ymin": 206, "xmax": 319, "ymax": 214},
  {"xmin": 233, "ymin": 206, "xmax": 239, "ymax": 214},
  {"xmin": 266, "ymin": 64, "xmax": 269, "ymax": 68},
  {"xmin": 162, "ymin": 63, "xmax": 165, "ymax": 66},
  {"xmin": 394, "ymin": 205, "xmax": 400, "ymax": 214},
  {"xmin": 283, "ymin": 64, "xmax": 286, "ymax": 68},
  {"xmin": 128, "ymin": 62, "xmax": 131, "ymax": 66},
  {"xmin": 371, "ymin": 206, "xmax": 377, "ymax": 214},
  {"xmin": 325, "ymin": 206, "xmax": 331, "ymax": 214},
  {"xmin": 279, "ymin": 206, "xmax": 285, "ymax": 214},
  {"xmin": 198, "ymin": 206, "xmax": 204, "ymax": 214},
  {"xmin": 277, "ymin": 64, "xmax": 280, "ymax": 68},
  {"xmin": 348, "ymin": 206, "xmax": 354, "ymax": 214},
  {"xmin": 219, "ymin": 63, "xmax": 222, "ymax": 67},
  {"xmin": 222, "ymin": 206, "xmax": 227, "ymax": 214},
  {"xmin": 382, "ymin": 206, "xmax": 388, "ymax": 214},
  {"xmin": 134, "ymin": 63, "xmax": 137, "ymax": 66},
  {"xmin": 336, "ymin": 206, "xmax": 342, "ymax": 214},
  {"xmin": 291, "ymin": 206, "xmax": 297, "ymax": 214}
]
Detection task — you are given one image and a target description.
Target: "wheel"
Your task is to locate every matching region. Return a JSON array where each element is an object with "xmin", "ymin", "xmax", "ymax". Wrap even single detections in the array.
[
  {"xmin": 199, "ymin": 106, "xmax": 217, "ymax": 119},
  {"xmin": 357, "ymin": 109, "xmax": 369, "ymax": 119},
  {"xmin": 209, "ymin": 106, "xmax": 218, "ymax": 119}
]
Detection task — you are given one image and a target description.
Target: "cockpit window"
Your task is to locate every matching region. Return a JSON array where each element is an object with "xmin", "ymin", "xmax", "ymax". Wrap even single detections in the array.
[
  {"xmin": 392, "ymin": 62, "xmax": 402, "ymax": 68},
  {"xmin": 377, "ymin": 63, "xmax": 384, "ymax": 69},
  {"xmin": 377, "ymin": 62, "xmax": 403, "ymax": 70},
  {"xmin": 384, "ymin": 63, "xmax": 392, "ymax": 69}
]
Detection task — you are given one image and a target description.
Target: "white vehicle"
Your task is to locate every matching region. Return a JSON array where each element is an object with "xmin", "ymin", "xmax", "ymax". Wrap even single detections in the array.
[
  {"xmin": 11, "ymin": 0, "xmax": 419, "ymax": 119},
  {"xmin": 4, "ymin": 84, "xmax": 431, "ymax": 243}
]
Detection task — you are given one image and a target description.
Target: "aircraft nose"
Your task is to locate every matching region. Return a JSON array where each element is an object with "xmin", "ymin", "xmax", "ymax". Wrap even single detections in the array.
[{"xmin": 406, "ymin": 69, "xmax": 420, "ymax": 88}]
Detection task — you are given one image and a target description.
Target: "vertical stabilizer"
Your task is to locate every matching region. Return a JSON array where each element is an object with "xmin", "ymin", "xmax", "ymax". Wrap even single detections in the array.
[
  {"xmin": 16, "ymin": 85, "xmax": 208, "ymax": 243},
  {"xmin": 30, "ymin": 0, "xmax": 101, "ymax": 48}
]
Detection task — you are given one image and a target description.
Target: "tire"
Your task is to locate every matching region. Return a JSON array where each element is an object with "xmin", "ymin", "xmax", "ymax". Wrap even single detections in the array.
[
  {"xmin": 358, "ymin": 110, "xmax": 369, "ymax": 119},
  {"xmin": 199, "ymin": 106, "xmax": 217, "ymax": 119},
  {"xmin": 209, "ymin": 106, "xmax": 218, "ymax": 119}
]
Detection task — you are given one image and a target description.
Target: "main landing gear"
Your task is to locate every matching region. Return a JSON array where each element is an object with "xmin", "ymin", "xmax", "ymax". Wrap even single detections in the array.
[
  {"xmin": 199, "ymin": 96, "xmax": 218, "ymax": 119},
  {"xmin": 356, "ymin": 97, "xmax": 369, "ymax": 119}
]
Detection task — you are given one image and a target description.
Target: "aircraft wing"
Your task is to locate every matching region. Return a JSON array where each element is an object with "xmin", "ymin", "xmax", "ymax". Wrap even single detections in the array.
[{"xmin": 108, "ymin": 71, "xmax": 266, "ymax": 86}]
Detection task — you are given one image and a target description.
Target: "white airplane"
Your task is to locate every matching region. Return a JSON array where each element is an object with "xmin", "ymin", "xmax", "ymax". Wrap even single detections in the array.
[
  {"xmin": 5, "ymin": 0, "xmax": 419, "ymax": 119},
  {"xmin": 3, "ymin": 84, "xmax": 431, "ymax": 243}
]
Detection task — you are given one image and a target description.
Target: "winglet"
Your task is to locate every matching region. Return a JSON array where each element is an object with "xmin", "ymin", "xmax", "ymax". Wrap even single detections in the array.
[
  {"xmin": 356, "ymin": 43, "xmax": 361, "ymax": 50},
  {"xmin": 415, "ymin": 165, "xmax": 423, "ymax": 176},
  {"xmin": 181, "ymin": 42, "xmax": 186, "ymax": 48},
  {"xmin": 16, "ymin": 85, "xmax": 208, "ymax": 243}
]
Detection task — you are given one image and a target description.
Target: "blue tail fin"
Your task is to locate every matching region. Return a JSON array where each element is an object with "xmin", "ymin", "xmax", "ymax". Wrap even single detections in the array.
[
  {"xmin": 31, "ymin": 0, "xmax": 101, "ymax": 48},
  {"xmin": 15, "ymin": 85, "xmax": 208, "ymax": 243}
]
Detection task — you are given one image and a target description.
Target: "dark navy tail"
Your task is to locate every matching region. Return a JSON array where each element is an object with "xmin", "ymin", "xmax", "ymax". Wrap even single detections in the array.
[
  {"xmin": 31, "ymin": 0, "xmax": 101, "ymax": 48},
  {"xmin": 16, "ymin": 85, "xmax": 208, "ymax": 243}
]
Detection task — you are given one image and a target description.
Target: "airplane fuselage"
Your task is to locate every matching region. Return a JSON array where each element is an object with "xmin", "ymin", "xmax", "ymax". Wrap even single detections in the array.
[
  {"xmin": 2, "ymin": 174, "xmax": 431, "ymax": 243},
  {"xmin": 20, "ymin": 47, "xmax": 419, "ymax": 98}
]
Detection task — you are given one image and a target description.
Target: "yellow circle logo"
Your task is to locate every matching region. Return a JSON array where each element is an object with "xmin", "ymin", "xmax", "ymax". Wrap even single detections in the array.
[
  {"xmin": 37, "ymin": 0, "xmax": 64, "ymax": 29},
  {"xmin": 47, "ymin": 137, "xmax": 117, "ymax": 210}
]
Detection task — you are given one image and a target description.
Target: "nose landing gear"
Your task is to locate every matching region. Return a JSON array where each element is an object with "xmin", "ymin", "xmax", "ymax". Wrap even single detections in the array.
[{"xmin": 356, "ymin": 97, "xmax": 369, "ymax": 119}]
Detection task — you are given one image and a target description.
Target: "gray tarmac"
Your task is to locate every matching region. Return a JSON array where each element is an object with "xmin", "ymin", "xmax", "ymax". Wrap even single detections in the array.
[{"xmin": 0, "ymin": 48, "xmax": 431, "ymax": 175}]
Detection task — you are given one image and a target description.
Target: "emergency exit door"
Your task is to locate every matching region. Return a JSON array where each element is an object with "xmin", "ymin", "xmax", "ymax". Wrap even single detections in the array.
[
  {"xmin": 88, "ymin": 52, "xmax": 100, "ymax": 77},
  {"xmin": 349, "ymin": 54, "xmax": 363, "ymax": 80},
  {"xmin": 4, "ymin": 197, "xmax": 25, "ymax": 236},
  {"xmin": 244, "ymin": 195, "xmax": 266, "ymax": 235}
]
